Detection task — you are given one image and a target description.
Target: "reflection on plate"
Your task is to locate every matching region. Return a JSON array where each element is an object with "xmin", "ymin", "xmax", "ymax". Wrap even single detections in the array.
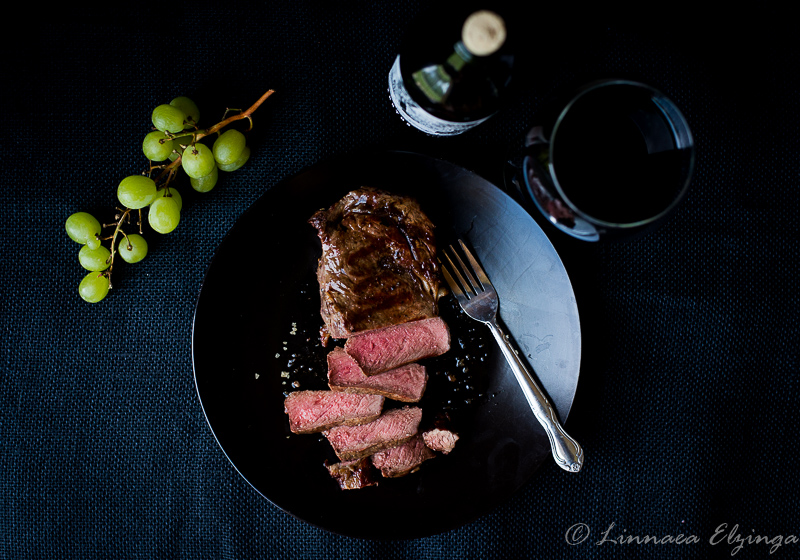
[{"xmin": 191, "ymin": 150, "xmax": 581, "ymax": 539}]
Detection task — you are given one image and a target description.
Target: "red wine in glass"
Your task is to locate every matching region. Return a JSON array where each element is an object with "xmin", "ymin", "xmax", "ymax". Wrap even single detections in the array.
[{"xmin": 514, "ymin": 80, "xmax": 694, "ymax": 241}]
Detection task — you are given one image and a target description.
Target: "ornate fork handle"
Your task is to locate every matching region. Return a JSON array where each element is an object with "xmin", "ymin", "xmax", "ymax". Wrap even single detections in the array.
[{"xmin": 487, "ymin": 319, "xmax": 584, "ymax": 472}]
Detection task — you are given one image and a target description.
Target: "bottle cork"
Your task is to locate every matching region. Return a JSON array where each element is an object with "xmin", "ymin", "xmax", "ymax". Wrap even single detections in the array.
[{"xmin": 461, "ymin": 10, "xmax": 506, "ymax": 56}]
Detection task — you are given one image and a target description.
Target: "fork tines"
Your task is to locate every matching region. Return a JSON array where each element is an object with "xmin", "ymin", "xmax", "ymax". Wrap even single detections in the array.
[{"xmin": 441, "ymin": 239, "xmax": 491, "ymax": 300}]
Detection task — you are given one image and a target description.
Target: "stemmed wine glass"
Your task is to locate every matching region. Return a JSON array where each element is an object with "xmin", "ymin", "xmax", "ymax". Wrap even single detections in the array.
[{"xmin": 505, "ymin": 79, "xmax": 695, "ymax": 241}]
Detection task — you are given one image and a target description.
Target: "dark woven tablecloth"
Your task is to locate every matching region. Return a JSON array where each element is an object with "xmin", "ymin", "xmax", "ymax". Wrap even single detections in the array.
[{"xmin": 2, "ymin": 3, "xmax": 798, "ymax": 559}]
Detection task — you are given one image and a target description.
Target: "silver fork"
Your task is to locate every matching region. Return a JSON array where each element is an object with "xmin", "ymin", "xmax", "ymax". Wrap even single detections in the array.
[{"xmin": 441, "ymin": 239, "xmax": 584, "ymax": 473}]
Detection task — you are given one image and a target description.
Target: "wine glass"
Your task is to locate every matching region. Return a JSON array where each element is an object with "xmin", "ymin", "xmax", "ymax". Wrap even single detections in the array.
[{"xmin": 505, "ymin": 79, "xmax": 695, "ymax": 241}]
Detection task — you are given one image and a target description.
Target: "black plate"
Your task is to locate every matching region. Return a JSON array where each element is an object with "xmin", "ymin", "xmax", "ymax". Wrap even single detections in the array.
[{"xmin": 191, "ymin": 149, "xmax": 581, "ymax": 539}]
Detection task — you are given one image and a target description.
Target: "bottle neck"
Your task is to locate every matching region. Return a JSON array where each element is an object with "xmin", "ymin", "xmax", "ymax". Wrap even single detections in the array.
[
  {"xmin": 411, "ymin": 41, "xmax": 474, "ymax": 104},
  {"xmin": 447, "ymin": 41, "xmax": 474, "ymax": 72}
]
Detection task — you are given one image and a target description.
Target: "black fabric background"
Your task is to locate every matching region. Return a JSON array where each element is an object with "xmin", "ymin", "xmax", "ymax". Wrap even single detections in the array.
[{"xmin": 2, "ymin": 2, "xmax": 798, "ymax": 559}]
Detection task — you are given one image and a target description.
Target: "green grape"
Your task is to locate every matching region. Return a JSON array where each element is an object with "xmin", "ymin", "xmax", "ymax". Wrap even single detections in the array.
[
  {"xmin": 143, "ymin": 131, "xmax": 174, "ymax": 161},
  {"xmin": 78, "ymin": 245, "xmax": 111, "ymax": 272},
  {"xmin": 170, "ymin": 96, "xmax": 199, "ymax": 128},
  {"xmin": 212, "ymin": 129, "xmax": 246, "ymax": 166},
  {"xmin": 190, "ymin": 164, "xmax": 218, "ymax": 193},
  {"xmin": 218, "ymin": 146, "xmax": 250, "ymax": 172},
  {"xmin": 65, "ymin": 212, "xmax": 102, "ymax": 250},
  {"xmin": 79, "ymin": 272, "xmax": 110, "ymax": 303},
  {"xmin": 154, "ymin": 187, "xmax": 182, "ymax": 211},
  {"xmin": 168, "ymin": 135, "xmax": 193, "ymax": 162},
  {"xmin": 148, "ymin": 197, "xmax": 181, "ymax": 234},
  {"xmin": 118, "ymin": 233, "xmax": 148, "ymax": 263},
  {"xmin": 117, "ymin": 175, "xmax": 157, "ymax": 209},
  {"xmin": 181, "ymin": 143, "xmax": 216, "ymax": 178},
  {"xmin": 151, "ymin": 103, "xmax": 186, "ymax": 134}
]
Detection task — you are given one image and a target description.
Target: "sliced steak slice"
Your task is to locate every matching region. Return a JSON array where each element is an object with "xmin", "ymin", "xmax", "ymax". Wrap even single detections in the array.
[
  {"xmin": 423, "ymin": 427, "xmax": 460, "ymax": 455},
  {"xmin": 323, "ymin": 406, "xmax": 423, "ymax": 461},
  {"xmin": 343, "ymin": 316, "xmax": 450, "ymax": 375},
  {"xmin": 284, "ymin": 390, "xmax": 384, "ymax": 434},
  {"xmin": 309, "ymin": 188, "xmax": 441, "ymax": 342},
  {"xmin": 324, "ymin": 457, "xmax": 379, "ymax": 490},
  {"xmin": 327, "ymin": 346, "xmax": 428, "ymax": 402},
  {"xmin": 371, "ymin": 434, "xmax": 436, "ymax": 478}
]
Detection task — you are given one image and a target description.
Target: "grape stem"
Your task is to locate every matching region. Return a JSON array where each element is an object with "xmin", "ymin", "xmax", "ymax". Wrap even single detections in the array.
[
  {"xmin": 105, "ymin": 208, "xmax": 133, "ymax": 288},
  {"xmin": 199, "ymin": 88, "xmax": 275, "ymax": 137}
]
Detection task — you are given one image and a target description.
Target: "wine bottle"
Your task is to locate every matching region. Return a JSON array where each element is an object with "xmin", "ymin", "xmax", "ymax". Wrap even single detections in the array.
[{"xmin": 388, "ymin": 6, "xmax": 515, "ymax": 136}]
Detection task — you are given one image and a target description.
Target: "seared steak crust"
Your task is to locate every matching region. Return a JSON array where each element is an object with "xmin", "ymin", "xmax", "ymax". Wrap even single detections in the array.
[
  {"xmin": 324, "ymin": 457, "xmax": 379, "ymax": 490},
  {"xmin": 309, "ymin": 188, "xmax": 441, "ymax": 341}
]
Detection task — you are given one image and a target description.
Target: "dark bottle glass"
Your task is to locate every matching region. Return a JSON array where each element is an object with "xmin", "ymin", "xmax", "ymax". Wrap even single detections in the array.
[{"xmin": 388, "ymin": 6, "xmax": 515, "ymax": 136}]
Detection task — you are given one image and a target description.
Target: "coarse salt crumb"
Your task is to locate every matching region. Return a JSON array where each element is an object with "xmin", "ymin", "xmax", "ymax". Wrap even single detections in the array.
[
  {"xmin": 280, "ymin": 371, "xmax": 290, "ymax": 378},
  {"xmin": 255, "ymin": 373, "xmax": 260, "ymax": 379},
  {"xmin": 275, "ymin": 353, "xmax": 280, "ymax": 358}
]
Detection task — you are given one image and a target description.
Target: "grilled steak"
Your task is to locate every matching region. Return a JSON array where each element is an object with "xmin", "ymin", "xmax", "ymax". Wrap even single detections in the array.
[
  {"xmin": 309, "ymin": 188, "xmax": 441, "ymax": 342},
  {"xmin": 343, "ymin": 316, "xmax": 450, "ymax": 375},
  {"xmin": 323, "ymin": 406, "xmax": 423, "ymax": 461},
  {"xmin": 423, "ymin": 427, "xmax": 459, "ymax": 455},
  {"xmin": 324, "ymin": 457, "xmax": 379, "ymax": 490},
  {"xmin": 284, "ymin": 390, "xmax": 384, "ymax": 434},
  {"xmin": 327, "ymin": 346, "xmax": 428, "ymax": 402},
  {"xmin": 371, "ymin": 434, "xmax": 436, "ymax": 478}
]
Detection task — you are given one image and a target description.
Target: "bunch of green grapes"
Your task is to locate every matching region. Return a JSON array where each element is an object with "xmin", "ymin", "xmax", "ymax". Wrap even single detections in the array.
[{"xmin": 66, "ymin": 93, "xmax": 264, "ymax": 303}]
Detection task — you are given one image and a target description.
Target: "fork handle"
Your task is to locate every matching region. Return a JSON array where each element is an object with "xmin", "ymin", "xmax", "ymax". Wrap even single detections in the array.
[{"xmin": 487, "ymin": 320, "xmax": 584, "ymax": 473}]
